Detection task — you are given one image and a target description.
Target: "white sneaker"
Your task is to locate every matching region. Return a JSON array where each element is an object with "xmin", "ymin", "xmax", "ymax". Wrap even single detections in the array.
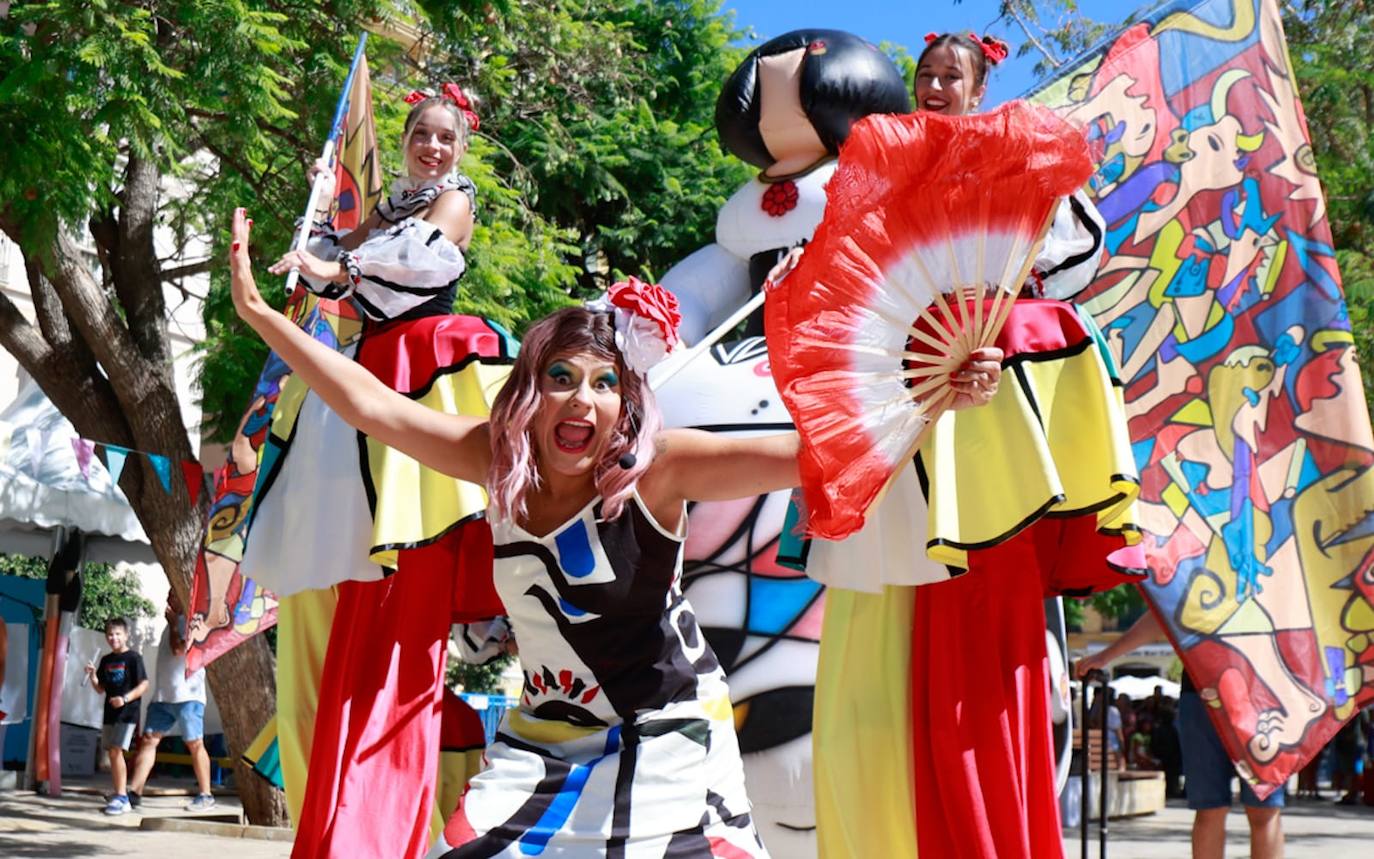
[
  {"xmin": 184, "ymin": 793, "xmax": 217, "ymax": 812},
  {"xmin": 103, "ymin": 796, "xmax": 131, "ymax": 815}
]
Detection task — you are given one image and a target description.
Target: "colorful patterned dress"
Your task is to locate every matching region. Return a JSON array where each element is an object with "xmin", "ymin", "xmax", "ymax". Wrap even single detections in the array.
[
  {"xmin": 811, "ymin": 192, "xmax": 1140, "ymax": 859},
  {"xmin": 434, "ymin": 492, "xmax": 770, "ymax": 858},
  {"xmin": 239, "ymin": 174, "xmax": 515, "ymax": 859}
]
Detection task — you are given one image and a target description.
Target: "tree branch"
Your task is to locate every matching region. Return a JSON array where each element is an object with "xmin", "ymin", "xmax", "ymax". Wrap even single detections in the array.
[
  {"xmin": 113, "ymin": 153, "xmax": 172, "ymax": 371},
  {"xmin": 1004, "ymin": 1, "xmax": 1062, "ymax": 70},
  {"xmin": 0, "ymin": 289, "xmax": 52, "ymax": 373},
  {"xmin": 161, "ymin": 257, "xmax": 215, "ymax": 281},
  {"xmin": 24, "ymin": 259, "xmax": 73, "ymax": 348}
]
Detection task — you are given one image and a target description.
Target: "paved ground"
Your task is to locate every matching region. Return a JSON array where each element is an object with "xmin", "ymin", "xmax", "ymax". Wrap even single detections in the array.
[
  {"xmin": 0, "ymin": 775, "xmax": 291, "ymax": 859},
  {"xmin": 5, "ymin": 782, "xmax": 1374, "ymax": 856},
  {"xmin": 1064, "ymin": 796, "xmax": 1374, "ymax": 858}
]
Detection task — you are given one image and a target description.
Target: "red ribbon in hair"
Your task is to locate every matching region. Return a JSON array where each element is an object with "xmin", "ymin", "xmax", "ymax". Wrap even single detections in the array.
[
  {"xmin": 969, "ymin": 33, "xmax": 1009, "ymax": 65},
  {"xmin": 404, "ymin": 83, "xmax": 481, "ymax": 132},
  {"xmin": 924, "ymin": 31, "xmax": 1010, "ymax": 66}
]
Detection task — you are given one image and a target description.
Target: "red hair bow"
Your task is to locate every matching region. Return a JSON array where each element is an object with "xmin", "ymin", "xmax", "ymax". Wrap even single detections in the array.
[
  {"xmin": 924, "ymin": 32, "xmax": 939, "ymax": 45},
  {"xmin": 404, "ymin": 83, "xmax": 481, "ymax": 132},
  {"xmin": 969, "ymin": 33, "xmax": 1009, "ymax": 65}
]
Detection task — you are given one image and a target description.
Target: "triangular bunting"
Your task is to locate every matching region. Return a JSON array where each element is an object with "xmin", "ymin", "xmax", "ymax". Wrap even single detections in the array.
[
  {"xmin": 71, "ymin": 437, "xmax": 95, "ymax": 480},
  {"xmin": 180, "ymin": 460, "xmax": 203, "ymax": 506},
  {"xmin": 148, "ymin": 454, "xmax": 173, "ymax": 494},
  {"xmin": 105, "ymin": 445, "xmax": 129, "ymax": 490}
]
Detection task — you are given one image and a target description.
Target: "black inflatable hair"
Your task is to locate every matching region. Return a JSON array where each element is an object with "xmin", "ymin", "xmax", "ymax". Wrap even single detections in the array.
[{"xmin": 715, "ymin": 29, "xmax": 912, "ymax": 170}]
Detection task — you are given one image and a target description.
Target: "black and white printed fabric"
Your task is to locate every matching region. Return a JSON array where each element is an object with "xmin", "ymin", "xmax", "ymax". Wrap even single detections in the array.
[
  {"xmin": 299, "ymin": 173, "xmax": 478, "ymax": 322},
  {"xmin": 433, "ymin": 492, "xmax": 770, "ymax": 858}
]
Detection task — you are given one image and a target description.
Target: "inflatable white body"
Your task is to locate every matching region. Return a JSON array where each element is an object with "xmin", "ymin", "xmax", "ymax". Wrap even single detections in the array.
[
  {"xmin": 664, "ymin": 164, "xmax": 835, "ymax": 344},
  {"xmin": 661, "ymin": 166, "xmax": 835, "ymax": 858},
  {"xmin": 658, "ymin": 337, "xmax": 818, "ymax": 857}
]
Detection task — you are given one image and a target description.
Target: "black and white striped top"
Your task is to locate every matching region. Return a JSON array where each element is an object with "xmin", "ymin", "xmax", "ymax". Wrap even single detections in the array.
[{"xmin": 301, "ymin": 174, "xmax": 478, "ymax": 322}]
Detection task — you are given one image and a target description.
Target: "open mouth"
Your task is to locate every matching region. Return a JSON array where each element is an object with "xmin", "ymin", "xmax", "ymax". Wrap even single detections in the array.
[
  {"xmin": 554, "ymin": 419, "xmax": 595, "ymax": 454},
  {"xmin": 922, "ymin": 97, "xmax": 950, "ymax": 113},
  {"xmin": 416, "ymin": 155, "xmax": 444, "ymax": 169}
]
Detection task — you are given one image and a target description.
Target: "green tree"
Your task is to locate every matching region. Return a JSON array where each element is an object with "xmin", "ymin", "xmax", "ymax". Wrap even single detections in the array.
[
  {"xmin": 1063, "ymin": 584, "xmax": 1146, "ymax": 630},
  {"xmin": 1, "ymin": 2, "xmax": 754, "ymax": 824},
  {"xmin": 0, "ymin": 553, "xmax": 155, "ymax": 631},
  {"xmin": 447, "ymin": 652, "xmax": 514, "ymax": 695},
  {"xmin": 977, "ymin": 1, "xmax": 1123, "ymax": 79},
  {"xmin": 418, "ymin": 0, "xmax": 752, "ymax": 292},
  {"xmin": 0, "ymin": 0, "xmax": 406, "ymax": 824},
  {"xmin": 199, "ymin": 0, "xmax": 749, "ymax": 441}
]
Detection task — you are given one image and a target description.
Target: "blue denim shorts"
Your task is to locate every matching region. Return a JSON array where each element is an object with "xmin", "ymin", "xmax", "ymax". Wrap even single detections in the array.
[
  {"xmin": 1178, "ymin": 691, "xmax": 1284, "ymax": 809},
  {"xmin": 144, "ymin": 700, "xmax": 205, "ymax": 742}
]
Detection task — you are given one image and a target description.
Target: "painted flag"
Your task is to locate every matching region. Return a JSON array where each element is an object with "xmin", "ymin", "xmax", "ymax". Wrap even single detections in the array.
[
  {"xmin": 186, "ymin": 44, "xmax": 380, "ymax": 674},
  {"xmin": 1030, "ymin": 0, "xmax": 1374, "ymax": 798},
  {"xmin": 331, "ymin": 52, "xmax": 384, "ymax": 231}
]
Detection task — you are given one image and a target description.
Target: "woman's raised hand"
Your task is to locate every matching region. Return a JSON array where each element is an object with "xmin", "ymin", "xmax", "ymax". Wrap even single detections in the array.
[
  {"xmin": 268, "ymin": 248, "xmax": 343, "ymax": 283},
  {"xmin": 229, "ymin": 208, "xmax": 265, "ymax": 320},
  {"xmin": 307, "ymin": 157, "xmax": 337, "ymax": 198},
  {"xmin": 948, "ymin": 346, "xmax": 1003, "ymax": 411},
  {"xmin": 764, "ymin": 246, "xmax": 806, "ymax": 290}
]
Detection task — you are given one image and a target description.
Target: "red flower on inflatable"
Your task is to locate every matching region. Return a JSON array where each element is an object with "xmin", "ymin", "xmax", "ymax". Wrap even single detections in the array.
[{"xmin": 761, "ymin": 180, "xmax": 800, "ymax": 217}]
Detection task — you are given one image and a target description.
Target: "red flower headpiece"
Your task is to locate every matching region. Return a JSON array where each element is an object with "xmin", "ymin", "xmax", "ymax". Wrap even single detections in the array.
[
  {"xmin": 404, "ymin": 82, "xmax": 481, "ymax": 132},
  {"xmin": 593, "ymin": 277, "xmax": 681, "ymax": 373}
]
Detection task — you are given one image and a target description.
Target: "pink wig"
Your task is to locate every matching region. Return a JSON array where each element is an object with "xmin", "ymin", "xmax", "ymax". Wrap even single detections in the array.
[{"xmin": 487, "ymin": 307, "xmax": 662, "ymax": 525}]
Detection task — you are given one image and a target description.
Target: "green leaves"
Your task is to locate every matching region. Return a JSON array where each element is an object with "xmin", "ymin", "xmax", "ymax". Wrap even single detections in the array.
[{"xmin": 3, "ymin": 1, "xmax": 756, "ymax": 441}]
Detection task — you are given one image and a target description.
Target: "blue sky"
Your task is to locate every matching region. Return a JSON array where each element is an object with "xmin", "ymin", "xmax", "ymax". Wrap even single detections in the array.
[{"xmin": 720, "ymin": 0, "xmax": 1156, "ymax": 103}]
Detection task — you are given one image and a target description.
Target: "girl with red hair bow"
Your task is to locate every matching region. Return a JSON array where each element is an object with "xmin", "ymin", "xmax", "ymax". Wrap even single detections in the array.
[{"xmin": 236, "ymin": 85, "xmax": 512, "ymax": 859}]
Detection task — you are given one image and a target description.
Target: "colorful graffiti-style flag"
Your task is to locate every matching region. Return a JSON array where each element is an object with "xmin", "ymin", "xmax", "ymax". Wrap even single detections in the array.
[
  {"xmin": 186, "ymin": 41, "xmax": 379, "ymax": 673},
  {"xmin": 332, "ymin": 51, "xmax": 384, "ymax": 231},
  {"xmin": 1030, "ymin": 0, "xmax": 1374, "ymax": 798}
]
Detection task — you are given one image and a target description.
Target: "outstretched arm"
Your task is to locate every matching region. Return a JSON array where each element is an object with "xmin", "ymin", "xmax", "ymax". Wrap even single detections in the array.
[
  {"xmin": 229, "ymin": 209, "xmax": 491, "ymax": 484},
  {"xmin": 1074, "ymin": 608, "xmax": 1166, "ymax": 678},
  {"xmin": 642, "ymin": 428, "xmax": 802, "ymax": 509}
]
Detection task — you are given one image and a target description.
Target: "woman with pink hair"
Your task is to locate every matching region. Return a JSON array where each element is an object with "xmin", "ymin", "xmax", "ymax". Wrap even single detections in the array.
[{"xmin": 229, "ymin": 207, "xmax": 1004, "ymax": 855}]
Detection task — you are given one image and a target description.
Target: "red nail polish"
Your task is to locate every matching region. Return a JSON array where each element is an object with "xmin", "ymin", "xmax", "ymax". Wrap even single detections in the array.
[
  {"xmin": 232, "ymin": 241, "xmax": 240, "ymax": 251},
  {"xmin": 247, "ymin": 219, "xmax": 253, "ymax": 227}
]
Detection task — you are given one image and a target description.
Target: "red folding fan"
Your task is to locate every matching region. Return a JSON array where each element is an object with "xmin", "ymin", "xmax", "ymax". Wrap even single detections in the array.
[{"xmin": 765, "ymin": 101, "xmax": 1093, "ymax": 540}]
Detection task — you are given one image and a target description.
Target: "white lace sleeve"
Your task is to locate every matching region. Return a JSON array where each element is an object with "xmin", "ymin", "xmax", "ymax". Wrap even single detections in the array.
[
  {"xmin": 336, "ymin": 218, "xmax": 468, "ymax": 320},
  {"xmin": 453, "ymin": 617, "xmax": 514, "ymax": 665},
  {"xmin": 344, "ymin": 219, "xmax": 467, "ymax": 288},
  {"xmin": 1033, "ymin": 189, "xmax": 1106, "ymax": 300}
]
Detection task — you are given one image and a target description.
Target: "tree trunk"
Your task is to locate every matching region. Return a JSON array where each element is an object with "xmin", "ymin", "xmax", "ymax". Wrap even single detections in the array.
[
  {"xmin": 208, "ymin": 637, "xmax": 291, "ymax": 826},
  {"xmin": 0, "ymin": 200, "xmax": 290, "ymax": 827}
]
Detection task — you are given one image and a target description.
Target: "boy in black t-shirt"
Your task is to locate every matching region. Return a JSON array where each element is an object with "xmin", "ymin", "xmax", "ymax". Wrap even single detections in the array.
[{"xmin": 84, "ymin": 617, "xmax": 148, "ymax": 816}]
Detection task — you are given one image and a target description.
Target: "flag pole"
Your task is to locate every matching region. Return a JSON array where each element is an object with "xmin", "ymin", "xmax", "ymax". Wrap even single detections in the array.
[{"xmin": 283, "ymin": 32, "xmax": 370, "ymax": 295}]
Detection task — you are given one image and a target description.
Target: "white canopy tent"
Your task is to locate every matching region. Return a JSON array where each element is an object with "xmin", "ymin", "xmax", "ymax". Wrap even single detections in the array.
[
  {"xmin": 0, "ymin": 373, "xmax": 154, "ymax": 563},
  {"xmin": 1110, "ymin": 675, "xmax": 1181, "ymax": 701}
]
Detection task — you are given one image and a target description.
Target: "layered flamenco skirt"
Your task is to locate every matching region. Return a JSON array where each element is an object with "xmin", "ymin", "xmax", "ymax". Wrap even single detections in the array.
[
  {"xmin": 240, "ymin": 314, "xmax": 514, "ymax": 859},
  {"xmin": 812, "ymin": 301, "xmax": 1143, "ymax": 858}
]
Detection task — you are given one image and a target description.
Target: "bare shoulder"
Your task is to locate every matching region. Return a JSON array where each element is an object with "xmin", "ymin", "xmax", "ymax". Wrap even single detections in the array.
[{"xmin": 426, "ymin": 189, "xmax": 474, "ymax": 236}]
